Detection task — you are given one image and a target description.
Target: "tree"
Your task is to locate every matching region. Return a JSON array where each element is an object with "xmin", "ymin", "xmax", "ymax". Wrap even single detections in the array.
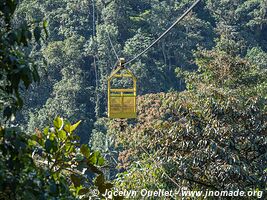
[
  {"xmin": 1, "ymin": 2, "xmax": 112, "ymax": 199},
  {"xmin": 0, "ymin": 117, "xmax": 112, "ymax": 199},
  {"xmin": 15, "ymin": 0, "xmax": 97, "ymax": 141},
  {"xmin": 109, "ymin": 38, "xmax": 267, "ymax": 198},
  {"xmin": 0, "ymin": 0, "xmax": 44, "ymax": 122},
  {"xmin": 206, "ymin": 0, "xmax": 267, "ymax": 51}
]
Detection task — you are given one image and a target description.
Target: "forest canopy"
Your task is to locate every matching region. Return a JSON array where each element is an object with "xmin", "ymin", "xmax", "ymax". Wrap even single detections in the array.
[{"xmin": 1, "ymin": 0, "xmax": 266, "ymax": 199}]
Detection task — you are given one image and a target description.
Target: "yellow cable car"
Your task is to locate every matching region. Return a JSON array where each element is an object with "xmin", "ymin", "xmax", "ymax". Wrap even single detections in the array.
[{"xmin": 108, "ymin": 58, "xmax": 137, "ymax": 118}]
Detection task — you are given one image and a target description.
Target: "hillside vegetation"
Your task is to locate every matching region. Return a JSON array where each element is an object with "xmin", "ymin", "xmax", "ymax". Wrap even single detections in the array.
[{"xmin": 1, "ymin": 0, "xmax": 266, "ymax": 199}]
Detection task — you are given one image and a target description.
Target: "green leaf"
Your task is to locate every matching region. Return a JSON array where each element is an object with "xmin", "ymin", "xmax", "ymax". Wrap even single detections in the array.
[
  {"xmin": 43, "ymin": 20, "xmax": 48, "ymax": 28},
  {"xmin": 64, "ymin": 123, "xmax": 71, "ymax": 133},
  {"xmin": 64, "ymin": 142, "xmax": 73, "ymax": 153},
  {"xmin": 89, "ymin": 151, "xmax": 103, "ymax": 165},
  {"xmin": 94, "ymin": 174, "xmax": 112, "ymax": 194},
  {"xmin": 80, "ymin": 144, "xmax": 90, "ymax": 158},
  {"xmin": 70, "ymin": 174, "xmax": 82, "ymax": 187},
  {"xmin": 89, "ymin": 151, "xmax": 98, "ymax": 165},
  {"xmin": 105, "ymin": 182, "xmax": 113, "ymax": 190},
  {"xmin": 49, "ymin": 132, "xmax": 56, "ymax": 141},
  {"xmin": 94, "ymin": 174, "xmax": 105, "ymax": 189},
  {"xmin": 58, "ymin": 130, "xmax": 67, "ymax": 140},
  {"xmin": 98, "ymin": 156, "xmax": 105, "ymax": 166},
  {"xmin": 43, "ymin": 20, "xmax": 49, "ymax": 39},
  {"xmin": 78, "ymin": 188, "xmax": 89, "ymax": 195},
  {"xmin": 43, "ymin": 126, "xmax": 49, "ymax": 135},
  {"xmin": 88, "ymin": 151, "xmax": 105, "ymax": 166},
  {"xmin": 70, "ymin": 120, "xmax": 81, "ymax": 132},
  {"xmin": 53, "ymin": 117, "xmax": 63, "ymax": 130}
]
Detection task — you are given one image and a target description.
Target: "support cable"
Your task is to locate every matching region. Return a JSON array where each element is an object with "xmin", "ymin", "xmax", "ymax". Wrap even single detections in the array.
[
  {"xmin": 92, "ymin": 0, "xmax": 100, "ymax": 117},
  {"xmin": 107, "ymin": 31, "xmax": 119, "ymax": 61},
  {"xmin": 124, "ymin": 0, "xmax": 201, "ymax": 65}
]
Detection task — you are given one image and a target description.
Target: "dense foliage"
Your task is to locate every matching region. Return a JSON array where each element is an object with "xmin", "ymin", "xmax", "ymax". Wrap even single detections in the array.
[
  {"xmin": 1, "ymin": 0, "xmax": 266, "ymax": 199},
  {"xmin": 1, "ymin": 1, "xmax": 110, "ymax": 199},
  {"xmin": 0, "ymin": 117, "xmax": 112, "ymax": 199},
  {"xmin": 110, "ymin": 42, "xmax": 267, "ymax": 196},
  {"xmin": 0, "ymin": 0, "xmax": 44, "ymax": 121},
  {"xmin": 14, "ymin": 0, "xmax": 266, "ymax": 142}
]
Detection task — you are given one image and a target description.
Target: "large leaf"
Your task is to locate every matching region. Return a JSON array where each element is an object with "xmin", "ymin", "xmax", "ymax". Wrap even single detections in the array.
[
  {"xmin": 58, "ymin": 130, "xmax": 67, "ymax": 140},
  {"xmin": 80, "ymin": 144, "xmax": 90, "ymax": 158},
  {"xmin": 97, "ymin": 156, "xmax": 105, "ymax": 166},
  {"xmin": 89, "ymin": 151, "xmax": 100, "ymax": 165},
  {"xmin": 78, "ymin": 188, "xmax": 89, "ymax": 195},
  {"xmin": 88, "ymin": 151, "xmax": 105, "ymax": 166},
  {"xmin": 70, "ymin": 174, "xmax": 82, "ymax": 188},
  {"xmin": 94, "ymin": 174, "xmax": 105, "ymax": 193},
  {"xmin": 94, "ymin": 174, "xmax": 113, "ymax": 194},
  {"xmin": 64, "ymin": 123, "xmax": 71, "ymax": 133},
  {"xmin": 70, "ymin": 120, "xmax": 81, "ymax": 132},
  {"xmin": 53, "ymin": 117, "xmax": 63, "ymax": 130}
]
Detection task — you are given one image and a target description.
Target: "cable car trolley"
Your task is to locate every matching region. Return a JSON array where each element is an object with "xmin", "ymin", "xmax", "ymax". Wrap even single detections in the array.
[
  {"xmin": 106, "ymin": 0, "xmax": 202, "ymax": 119},
  {"xmin": 108, "ymin": 58, "xmax": 137, "ymax": 119}
]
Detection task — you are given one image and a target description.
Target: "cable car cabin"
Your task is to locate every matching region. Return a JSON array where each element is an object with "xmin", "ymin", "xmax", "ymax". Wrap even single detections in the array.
[{"xmin": 108, "ymin": 59, "xmax": 137, "ymax": 119}]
